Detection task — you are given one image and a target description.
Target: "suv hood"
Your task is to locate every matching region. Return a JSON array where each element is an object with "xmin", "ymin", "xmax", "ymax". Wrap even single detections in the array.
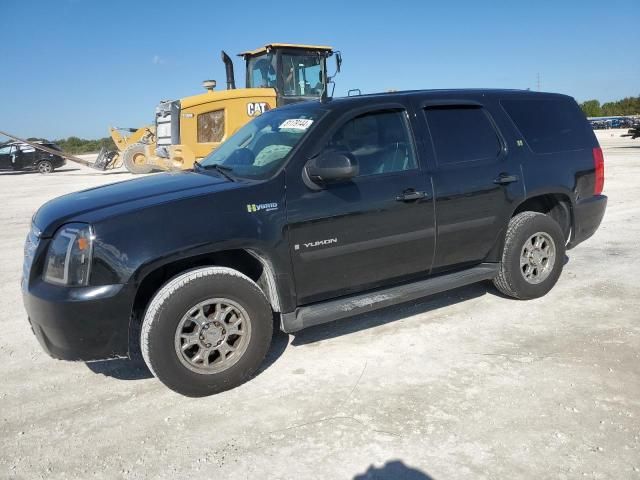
[{"xmin": 33, "ymin": 171, "xmax": 237, "ymax": 237}]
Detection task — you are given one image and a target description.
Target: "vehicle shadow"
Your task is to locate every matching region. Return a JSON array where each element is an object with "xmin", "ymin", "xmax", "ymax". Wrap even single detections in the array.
[
  {"xmin": 85, "ymin": 316, "xmax": 290, "ymax": 381},
  {"xmin": 253, "ymin": 316, "xmax": 290, "ymax": 377},
  {"xmin": 353, "ymin": 460, "xmax": 434, "ymax": 479},
  {"xmin": 291, "ymin": 281, "xmax": 491, "ymax": 346},
  {"xmin": 83, "ymin": 274, "xmax": 537, "ymax": 380},
  {"xmin": 85, "ymin": 357, "xmax": 153, "ymax": 380}
]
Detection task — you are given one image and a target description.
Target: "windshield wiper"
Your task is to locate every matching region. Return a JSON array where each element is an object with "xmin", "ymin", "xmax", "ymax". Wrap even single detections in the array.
[{"xmin": 202, "ymin": 163, "xmax": 236, "ymax": 182}]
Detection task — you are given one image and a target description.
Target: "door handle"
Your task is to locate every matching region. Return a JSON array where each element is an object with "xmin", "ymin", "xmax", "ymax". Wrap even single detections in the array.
[
  {"xmin": 494, "ymin": 173, "xmax": 519, "ymax": 185},
  {"xmin": 396, "ymin": 190, "xmax": 427, "ymax": 202}
]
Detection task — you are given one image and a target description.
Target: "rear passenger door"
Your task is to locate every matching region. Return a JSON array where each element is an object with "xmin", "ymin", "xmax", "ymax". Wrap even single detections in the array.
[
  {"xmin": 286, "ymin": 105, "xmax": 435, "ymax": 305},
  {"xmin": 414, "ymin": 100, "xmax": 524, "ymax": 272}
]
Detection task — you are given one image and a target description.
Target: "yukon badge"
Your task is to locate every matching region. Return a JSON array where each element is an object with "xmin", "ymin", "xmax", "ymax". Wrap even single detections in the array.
[{"xmin": 294, "ymin": 238, "xmax": 338, "ymax": 251}]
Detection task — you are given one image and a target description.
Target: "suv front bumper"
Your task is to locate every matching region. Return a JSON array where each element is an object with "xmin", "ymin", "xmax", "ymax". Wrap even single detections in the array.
[
  {"xmin": 568, "ymin": 194, "xmax": 607, "ymax": 249},
  {"xmin": 23, "ymin": 280, "xmax": 132, "ymax": 361}
]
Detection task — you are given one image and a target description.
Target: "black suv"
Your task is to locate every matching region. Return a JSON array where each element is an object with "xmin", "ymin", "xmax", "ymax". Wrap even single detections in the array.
[
  {"xmin": 22, "ymin": 90, "xmax": 607, "ymax": 396},
  {"xmin": 0, "ymin": 141, "xmax": 65, "ymax": 174}
]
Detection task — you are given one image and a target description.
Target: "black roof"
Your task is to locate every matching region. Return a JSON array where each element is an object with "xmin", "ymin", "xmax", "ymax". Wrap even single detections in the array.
[
  {"xmin": 277, "ymin": 88, "xmax": 573, "ymax": 115},
  {"xmin": 331, "ymin": 88, "xmax": 570, "ymax": 104}
]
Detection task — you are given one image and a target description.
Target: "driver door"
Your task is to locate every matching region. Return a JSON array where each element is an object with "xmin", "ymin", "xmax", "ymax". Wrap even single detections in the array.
[{"xmin": 286, "ymin": 106, "xmax": 435, "ymax": 305}]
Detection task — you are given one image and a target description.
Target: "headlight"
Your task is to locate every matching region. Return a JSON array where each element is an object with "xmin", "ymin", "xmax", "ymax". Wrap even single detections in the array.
[{"xmin": 43, "ymin": 223, "xmax": 94, "ymax": 286}]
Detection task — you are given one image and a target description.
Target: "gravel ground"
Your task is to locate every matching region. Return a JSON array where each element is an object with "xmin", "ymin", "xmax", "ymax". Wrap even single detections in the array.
[{"xmin": 0, "ymin": 132, "xmax": 639, "ymax": 480}]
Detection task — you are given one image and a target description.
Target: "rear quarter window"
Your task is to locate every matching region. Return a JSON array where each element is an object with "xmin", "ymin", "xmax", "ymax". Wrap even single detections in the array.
[{"xmin": 501, "ymin": 97, "xmax": 593, "ymax": 154}]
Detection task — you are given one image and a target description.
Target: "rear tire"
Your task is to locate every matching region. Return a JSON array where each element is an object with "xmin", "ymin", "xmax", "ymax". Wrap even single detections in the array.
[
  {"xmin": 493, "ymin": 211, "xmax": 565, "ymax": 300},
  {"xmin": 37, "ymin": 160, "xmax": 53, "ymax": 174},
  {"xmin": 122, "ymin": 143, "xmax": 153, "ymax": 174},
  {"xmin": 141, "ymin": 267, "xmax": 273, "ymax": 397}
]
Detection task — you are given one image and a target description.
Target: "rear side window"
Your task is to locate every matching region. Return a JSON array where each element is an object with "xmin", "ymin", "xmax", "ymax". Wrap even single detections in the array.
[
  {"xmin": 501, "ymin": 98, "xmax": 592, "ymax": 154},
  {"xmin": 424, "ymin": 106, "xmax": 501, "ymax": 165}
]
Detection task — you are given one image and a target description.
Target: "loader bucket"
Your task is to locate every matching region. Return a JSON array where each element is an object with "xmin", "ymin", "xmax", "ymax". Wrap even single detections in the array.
[{"xmin": 94, "ymin": 147, "xmax": 119, "ymax": 170}]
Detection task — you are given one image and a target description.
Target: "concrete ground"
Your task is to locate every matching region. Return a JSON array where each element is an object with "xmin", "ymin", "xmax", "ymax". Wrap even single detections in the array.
[{"xmin": 0, "ymin": 132, "xmax": 638, "ymax": 479}]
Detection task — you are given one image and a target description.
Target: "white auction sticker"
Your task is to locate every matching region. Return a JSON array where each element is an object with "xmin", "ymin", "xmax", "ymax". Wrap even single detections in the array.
[{"xmin": 279, "ymin": 119, "xmax": 314, "ymax": 130}]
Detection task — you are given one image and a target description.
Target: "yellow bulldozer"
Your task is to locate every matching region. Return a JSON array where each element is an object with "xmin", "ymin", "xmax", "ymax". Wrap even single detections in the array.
[{"xmin": 106, "ymin": 43, "xmax": 341, "ymax": 174}]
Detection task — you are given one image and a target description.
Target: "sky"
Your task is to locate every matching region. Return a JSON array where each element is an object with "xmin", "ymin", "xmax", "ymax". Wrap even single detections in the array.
[{"xmin": 1, "ymin": 0, "xmax": 638, "ymax": 139}]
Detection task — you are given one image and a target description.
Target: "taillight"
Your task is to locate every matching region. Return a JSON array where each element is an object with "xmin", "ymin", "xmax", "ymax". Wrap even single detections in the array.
[{"xmin": 593, "ymin": 147, "xmax": 604, "ymax": 195}]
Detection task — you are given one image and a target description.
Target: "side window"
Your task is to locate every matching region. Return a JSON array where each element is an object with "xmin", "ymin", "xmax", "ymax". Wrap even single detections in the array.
[
  {"xmin": 281, "ymin": 54, "xmax": 323, "ymax": 97},
  {"xmin": 0, "ymin": 146, "xmax": 11, "ymax": 154},
  {"xmin": 327, "ymin": 110, "xmax": 417, "ymax": 176},
  {"xmin": 425, "ymin": 106, "xmax": 501, "ymax": 165},
  {"xmin": 501, "ymin": 98, "xmax": 592, "ymax": 153},
  {"xmin": 197, "ymin": 110, "xmax": 225, "ymax": 143},
  {"xmin": 19, "ymin": 145, "xmax": 35, "ymax": 153}
]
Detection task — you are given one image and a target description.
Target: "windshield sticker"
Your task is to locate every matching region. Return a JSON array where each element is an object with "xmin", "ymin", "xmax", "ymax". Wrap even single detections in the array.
[{"xmin": 279, "ymin": 119, "xmax": 314, "ymax": 130}]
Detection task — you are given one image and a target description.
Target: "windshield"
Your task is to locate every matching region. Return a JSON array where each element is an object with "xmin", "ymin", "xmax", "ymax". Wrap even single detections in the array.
[
  {"xmin": 281, "ymin": 53, "xmax": 324, "ymax": 97},
  {"xmin": 199, "ymin": 105, "xmax": 325, "ymax": 180}
]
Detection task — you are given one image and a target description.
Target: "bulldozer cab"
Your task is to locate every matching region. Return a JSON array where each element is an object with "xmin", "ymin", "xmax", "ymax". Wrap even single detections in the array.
[
  {"xmin": 110, "ymin": 43, "xmax": 342, "ymax": 174},
  {"xmin": 241, "ymin": 44, "xmax": 339, "ymax": 106}
]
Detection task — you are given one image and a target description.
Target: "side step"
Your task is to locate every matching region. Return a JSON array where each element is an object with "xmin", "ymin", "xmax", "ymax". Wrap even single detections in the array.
[{"xmin": 281, "ymin": 263, "xmax": 499, "ymax": 333}]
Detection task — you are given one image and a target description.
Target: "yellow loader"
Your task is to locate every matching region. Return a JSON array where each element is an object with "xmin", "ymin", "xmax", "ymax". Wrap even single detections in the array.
[{"xmin": 110, "ymin": 43, "xmax": 341, "ymax": 174}]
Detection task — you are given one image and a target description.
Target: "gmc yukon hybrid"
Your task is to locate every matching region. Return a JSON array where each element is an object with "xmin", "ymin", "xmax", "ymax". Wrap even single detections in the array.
[{"xmin": 22, "ymin": 90, "xmax": 607, "ymax": 397}]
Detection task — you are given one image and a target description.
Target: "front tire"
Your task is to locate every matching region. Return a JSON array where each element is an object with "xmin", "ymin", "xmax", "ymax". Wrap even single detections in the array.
[
  {"xmin": 121, "ymin": 142, "xmax": 153, "ymax": 174},
  {"xmin": 141, "ymin": 267, "xmax": 273, "ymax": 397},
  {"xmin": 493, "ymin": 211, "xmax": 566, "ymax": 300}
]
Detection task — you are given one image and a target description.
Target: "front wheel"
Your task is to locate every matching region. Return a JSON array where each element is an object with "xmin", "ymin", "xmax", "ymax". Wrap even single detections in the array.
[
  {"xmin": 493, "ymin": 211, "xmax": 566, "ymax": 300},
  {"xmin": 121, "ymin": 142, "xmax": 153, "ymax": 174},
  {"xmin": 141, "ymin": 267, "xmax": 273, "ymax": 397}
]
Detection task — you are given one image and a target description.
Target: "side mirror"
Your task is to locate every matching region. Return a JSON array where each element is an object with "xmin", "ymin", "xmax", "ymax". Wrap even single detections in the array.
[
  {"xmin": 304, "ymin": 150, "xmax": 358, "ymax": 189},
  {"xmin": 335, "ymin": 52, "xmax": 342, "ymax": 73}
]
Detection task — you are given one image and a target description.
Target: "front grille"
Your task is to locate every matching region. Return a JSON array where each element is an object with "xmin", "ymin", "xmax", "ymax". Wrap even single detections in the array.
[{"xmin": 22, "ymin": 225, "xmax": 40, "ymax": 287}]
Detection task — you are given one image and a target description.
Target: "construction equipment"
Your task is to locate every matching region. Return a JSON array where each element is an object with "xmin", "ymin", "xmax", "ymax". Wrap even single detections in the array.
[
  {"xmin": 106, "ymin": 125, "xmax": 156, "ymax": 172},
  {"xmin": 110, "ymin": 43, "xmax": 342, "ymax": 173}
]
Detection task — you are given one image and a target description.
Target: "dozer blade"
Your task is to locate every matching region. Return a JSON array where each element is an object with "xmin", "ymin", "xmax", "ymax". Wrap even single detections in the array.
[{"xmin": 0, "ymin": 130, "xmax": 106, "ymax": 170}]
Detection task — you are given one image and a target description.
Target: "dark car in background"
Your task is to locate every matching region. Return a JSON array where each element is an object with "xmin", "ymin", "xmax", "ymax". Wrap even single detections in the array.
[{"xmin": 0, "ymin": 141, "xmax": 66, "ymax": 174}]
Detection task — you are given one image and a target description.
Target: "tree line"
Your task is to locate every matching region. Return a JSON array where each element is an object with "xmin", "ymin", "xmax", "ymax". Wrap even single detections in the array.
[
  {"xmin": 580, "ymin": 96, "xmax": 640, "ymax": 117},
  {"xmin": 26, "ymin": 136, "xmax": 116, "ymax": 154}
]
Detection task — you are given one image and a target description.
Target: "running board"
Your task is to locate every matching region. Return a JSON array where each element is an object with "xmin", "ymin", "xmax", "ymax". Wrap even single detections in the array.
[{"xmin": 281, "ymin": 263, "xmax": 499, "ymax": 333}]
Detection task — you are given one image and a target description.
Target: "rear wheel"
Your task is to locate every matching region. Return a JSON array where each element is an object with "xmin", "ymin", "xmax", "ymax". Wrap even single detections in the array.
[
  {"xmin": 141, "ymin": 267, "xmax": 273, "ymax": 397},
  {"xmin": 37, "ymin": 160, "xmax": 53, "ymax": 174},
  {"xmin": 493, "ymin": 211, "xmax": 566, "ymax": 300},
  {"xmin": 121, "ymin": 143, "xmax": 153, "ymax": 174}
]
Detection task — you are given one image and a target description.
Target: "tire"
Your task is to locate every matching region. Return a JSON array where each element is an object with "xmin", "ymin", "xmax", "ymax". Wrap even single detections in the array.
[
  {"xmin": 37, "ymin": 160, "xmax": 54, "ymax": 174},
  {"xmin": 493, "ymin": 211, "xmax": 566, "ymax": 300},
  {"xmin": 121, "ymin": 143, "xmax": 153, "ymax": 174},
  {"xmin": 141, "ymin": 267, "xmax": 273, "ymax": 397}
]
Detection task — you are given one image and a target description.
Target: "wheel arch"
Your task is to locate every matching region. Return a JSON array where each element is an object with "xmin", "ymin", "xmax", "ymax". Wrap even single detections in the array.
[
  {"xmin": 511, "ymin": 191, "xmax": 573, "ymax": 240},
  {"xmin": 128, "ymin": 248, "xmax": 282, "ymax": 355},
  {"xmin": 487, "ymin": 191, "xmax": 574, "ymax": 262}
]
